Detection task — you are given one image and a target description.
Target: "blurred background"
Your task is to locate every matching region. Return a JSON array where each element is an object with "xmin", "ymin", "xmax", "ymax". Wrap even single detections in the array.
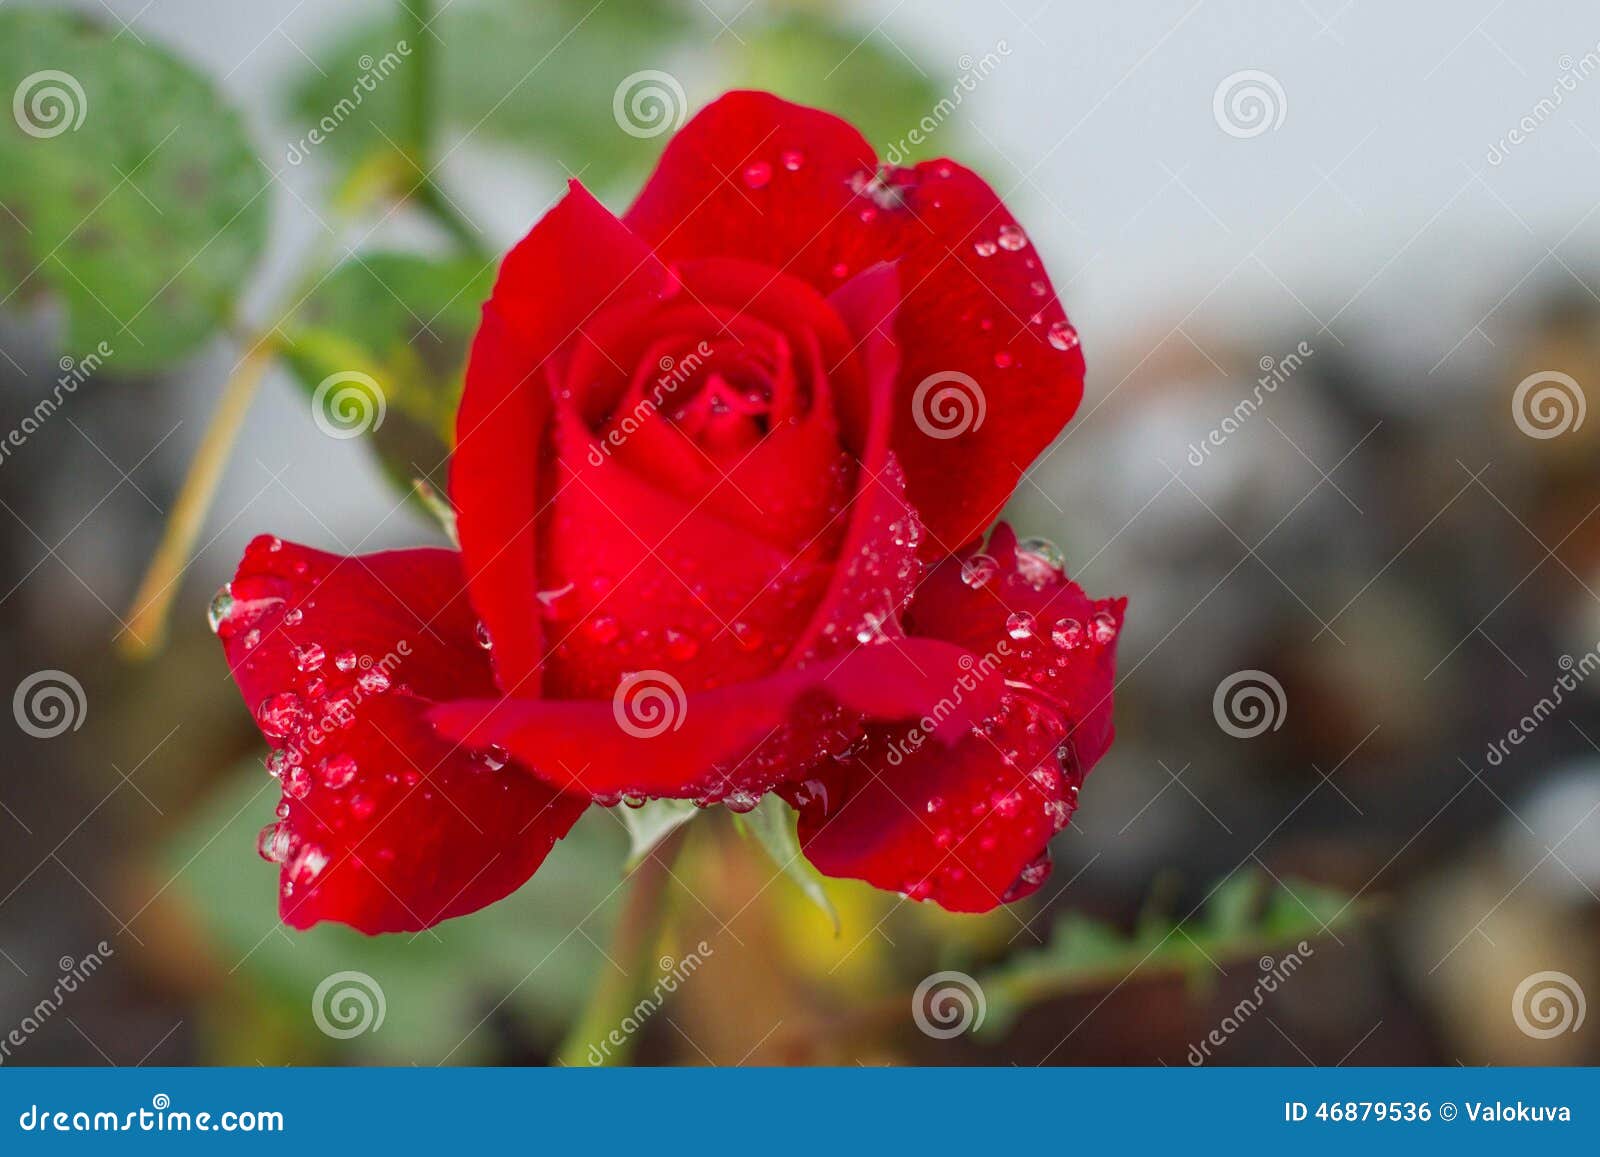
[{"xmin": 3, "ymin": 0, "xmax": 1600, "ymax": 1066}]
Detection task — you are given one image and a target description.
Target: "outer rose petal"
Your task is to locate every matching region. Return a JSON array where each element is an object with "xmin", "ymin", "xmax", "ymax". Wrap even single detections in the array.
[
  {"xmin": 219, "ymin": 535, "xmax": 586, "ymax": 933},
  {"xmin": 453, "ymin": 182, "xmax": 670, "ymax": 697},
  {"xmin": 430, "ymin": 634, "xmax": 1001, "ymax": 802},
  {"xmin": 783, "ymin": 523, "xmax": 1124, "ymax": 911},
  {"xmin": 625, "ymin": 91, "xmax": 1087, "ymax": 555}
]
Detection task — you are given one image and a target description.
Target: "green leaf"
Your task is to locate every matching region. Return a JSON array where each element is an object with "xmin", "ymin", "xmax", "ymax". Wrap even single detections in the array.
[
  {"xmin": 0, "ymin": 9, "xmax": 267, "ymax": 370},
  {"xmin": 736, "ymin": 798, "xmax": 839, "ymax": 934},
  {"xmin": 618, "ymin": 798, "xmax": 700, "ymax": 871},
  {"xmin": 288, "ymin": 0, "xmax": 690, "ymax": 195},
  {"xmin": 727, "ymin": 11, "xmax": 947, "ymax": 164},
  {"xmin": 277, "ymin": 252, "xmax": 493, "ymax": 494},
  {"xmin": 976, "ymin": 869, "xmax": 1364, "ymax": 1039},
  {"xmin": 161, "ymin": 761, "xmax": 627, "ymax": 1063}
]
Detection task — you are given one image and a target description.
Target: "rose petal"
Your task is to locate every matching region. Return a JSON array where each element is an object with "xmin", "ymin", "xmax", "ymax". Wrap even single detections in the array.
[
  {"xmin": 625, "ymin": 91, "xmax": 1087, "ymax": 554},
  {"xmin": 429, "ymin": 634, "xmax": 998, "ymax": 803},
  {"xmin": 218, "ymin": 535, "xmax": 586, "ymax": 933},
  {"xmin": 783, "ymin": 522, "xmax": 1124, "ymax": 911},
  {"xmin": 454, "ymin": 182, "xmax": 670, "ymax": 697}
]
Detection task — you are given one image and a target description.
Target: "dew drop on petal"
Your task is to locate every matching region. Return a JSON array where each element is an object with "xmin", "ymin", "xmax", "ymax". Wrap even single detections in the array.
[
  {"xmin": 723, "ymin": 789, "xmax": 760, "ymax": 814},
  {"xmin": 207, "ymin": 586, "xmax": 235, "ymax": 634},
  {"xmin": 1046, "ymin": 320, "xmax": 1080, "ymax": 352},
  {"xmin": 960, "ymin": 554, "xmax": 999, "ymax": 588},
  {"xmin": 257, "ymin": 822, "xmax": 290, "ymax": 863},
  {"xmin": 320, "ymin": 752, "xmax": 358, "ymax": 790},
  {"xmin": 743, "ymin": 160, "xmax": 772, "ymax": 189},
  {"xmin": 973, "ymin": 239, "xmax": 998, "ymax": 257},
  {"xmin": 1006, "ymin": 612, "xmax": 1037, "ymax": 640},
  {"xmin": 781, "ymin": 148, "xmax": 804, "ymax": 171},
  {"xmin": 997, "ymin": 223, "xmax": 1028, "ymax": 251}
]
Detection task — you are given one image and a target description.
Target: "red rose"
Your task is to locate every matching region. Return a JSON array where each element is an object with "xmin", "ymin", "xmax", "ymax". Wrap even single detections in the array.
[{"xmin": 215, "ymin": 92, "xmax": 1124, "ymax": 933}]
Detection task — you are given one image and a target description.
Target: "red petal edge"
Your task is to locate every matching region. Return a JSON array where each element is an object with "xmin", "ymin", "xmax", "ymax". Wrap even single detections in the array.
[{"xmin": 217, "ymin": 535, "xmax": 586, "ymax": 934}]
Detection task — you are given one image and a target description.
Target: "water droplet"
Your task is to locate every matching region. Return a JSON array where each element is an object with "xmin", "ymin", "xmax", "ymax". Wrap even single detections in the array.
[
  {"xmin": 743, "ymin": 160, "xmax": 772, "ymax": 189},
  {"xmin": 585, "ymin": 615, "xmax": 620, "ymax": 645},
  {"xmin": 1090, "ymin": 610, "xmax": 1119, "ymax": 644},
  {"xmin": 665, "ymin": 627, "xmax": 699, "ymax": 661},
  {"xmin": 1006, "ymin": 612, "xmax": 1037, "ymax": 640},
  {"xmin": 1046, "ymin": 320, "xmax": 1080, "ymax": 352},
  {"xmin": 257, "ymin": 822, "xmax": 290, "ymax": 863},
  {"xmin": 284, "ymin": 764, "xmax": 313, "ymax": 799},
  {"xmin": 475, "ymin": 621, "xmax": 493, "ymax": 649},
  {"xmin": 997, "ymin": 223, "xmax": 1028, "ymax": 251},
  {"xmin": 265, "ymin": 750, "xmax": 288, "ymax": 779},
  {"xmin": 1052, "ymin": 617, "xmax": 1084, "ymax": 648},
  {"xmin": 357, "ymin": 668, "xmax": 391, "ymax": 694},
  {"xmin": 320, "ymin": 752, "xmax": 358, "ymax": 790},
  {"xmin": 207, "ymin": 586, "xmax": 235, "ymax": 633},
  {"xmin": 960, "ymin": 554, "xmax": 999, "ymax": 588},
  {"xmin": 255, "ymin": 693, "xmax": 304, "ymax": 740},
  {"xmin": 294, "ymin": 643, "xmax": 325, "ymax": 673},
  {"xmin": 481, "ymin": 744, "xmax": 508, "ymax": 771},
  {"xmin": 723, "ymin": 789, "xmax": 760, "ymax": 813},
  {"xmin": 973, "ymin": 239, "xmax": 998, "ymax": 257},
  {"xmin": 781, "ymin": 148, "xmax": 804, "ymax": 171},
  {"xmin": 335, "ymin": 651, "xmax": 358, "ymax": 672},
  {"xmin": 993, "ymin": 350, "xmax": 1013, "ymax": 369},
  {"xmin": 282, "ymin": 607, "xmax": 303, "ymax": 627}
]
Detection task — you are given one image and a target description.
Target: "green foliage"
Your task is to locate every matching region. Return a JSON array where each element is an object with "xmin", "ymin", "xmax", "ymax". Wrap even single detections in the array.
[
  {"xmin": 618, "ymin": 798, "xmax": 701, "ymax": 871},
  {"xmin": 736, "ymin": 797, "xmax": 839, "ymax": 934},
  {"xmin": 728, "ymin": 9, "xmax": 945, "ymax": 162},
  {"xmin": 0, "ymin": 8, "xmax": 266, "ymax": 370},
  {"xmin": 289, "ymin": 0, "xmax": 690, "ymax": 196},
  {"xmin": 977, "ymin": 870, "xmax": 1362, "ymax": 1037},
  {"xmin": 165, "ymin": 763, "xmax": 627, "ymax": 1062},
  {"xmin": 277, "ymin": 253, "xmax": 493, "ymax": 491}
]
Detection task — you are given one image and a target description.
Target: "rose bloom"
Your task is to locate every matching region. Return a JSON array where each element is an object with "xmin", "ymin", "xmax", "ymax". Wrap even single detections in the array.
[{"xmin": 215, "ymin": 92, "xmax": 1124, "ymax": 933}]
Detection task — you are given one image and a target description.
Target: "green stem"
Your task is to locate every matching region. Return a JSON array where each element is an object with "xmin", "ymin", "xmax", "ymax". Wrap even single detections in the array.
[
  {"xmin": 119, "ymin": 337, "xmax": 278, "ymax": 658},
  {"xmin": 555, "ymin": 829, "xmax": 687, "ymax": 1067},
  {"xmin": 400, "ymin": 0, "xmax": 484, "ymax": 256}
]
